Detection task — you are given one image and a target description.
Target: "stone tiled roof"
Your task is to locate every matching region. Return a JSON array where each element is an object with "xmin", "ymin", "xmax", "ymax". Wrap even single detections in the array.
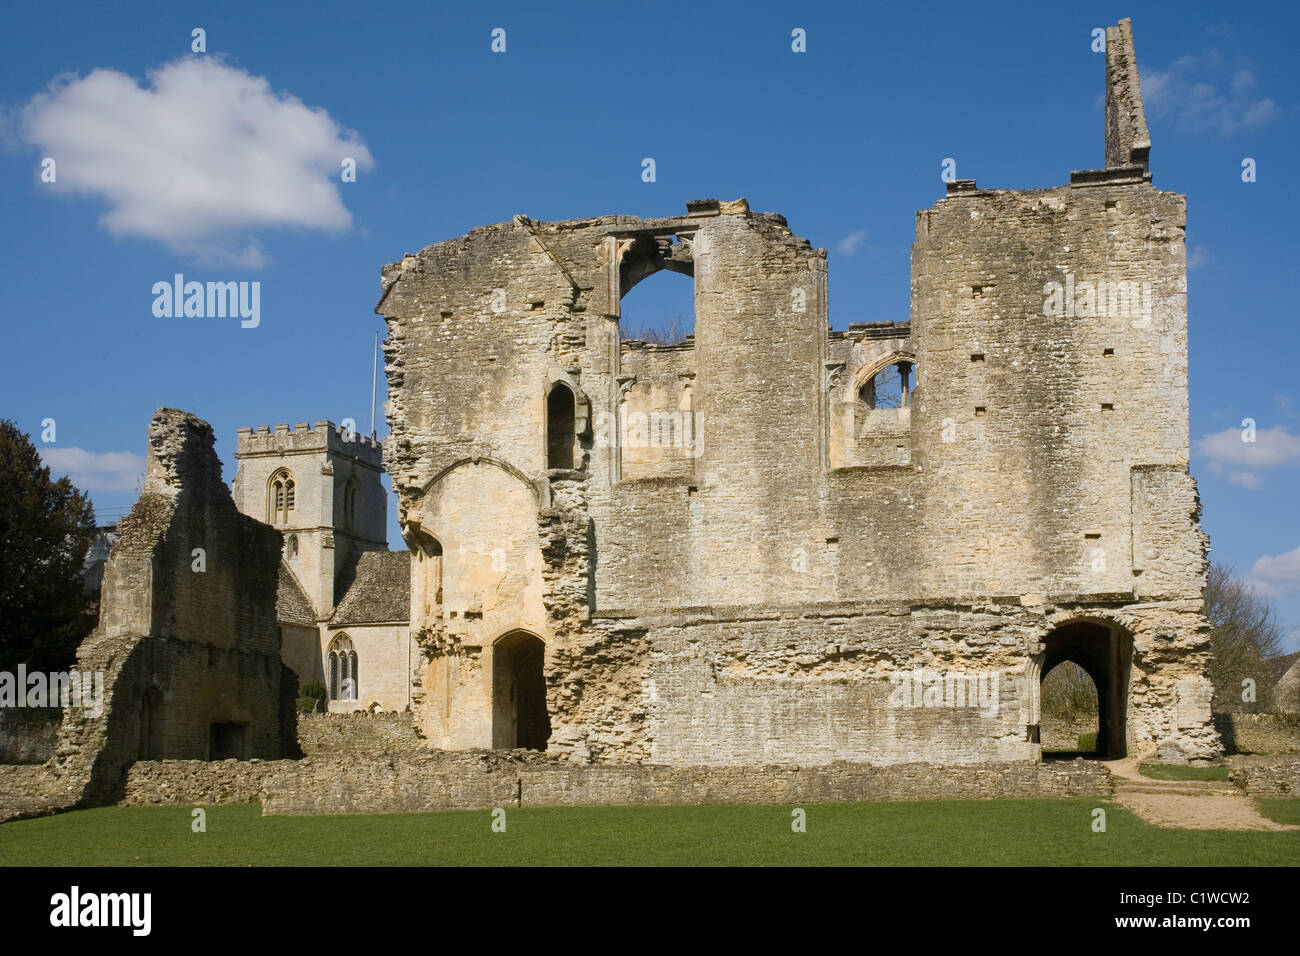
[
  {"xmin": 1265, "ymin": 651, "xmax": 1300, "ymax": 686},
  {"xmin": 277, "ymin": 563, "xmax": 317, "ymax": 626},
  {"xmin": 332, "ymin": 551, "xmax": 410, "ymax": 625}
]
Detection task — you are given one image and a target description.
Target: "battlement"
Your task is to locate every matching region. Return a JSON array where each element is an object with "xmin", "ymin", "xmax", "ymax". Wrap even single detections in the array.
[{"xmin": 235, "ymin": 420, "xmax": 383, "ymax": 464}]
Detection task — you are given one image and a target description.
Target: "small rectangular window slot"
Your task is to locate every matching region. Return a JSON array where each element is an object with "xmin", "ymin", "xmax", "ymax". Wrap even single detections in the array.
[
  {"xmin": 1084, "ymin": 532, "xmax": 1101, "ymax": 540},
  {"xmin": 1101, "ymin": 403, "xmax": 1114, "ymax": 411},
  {"xmin": 974, "ymin": 406, "xmax": 987, "ymax": 417},
  {"xmin": 439, "ymin": 309, "xmax": 453, "ymax": 318},
  {"xmin": 971, "ymin": 353, "xmax": 985, "ymax": 362},
  {"xmin": 1103, "ymin": 348, "xmax": 1114, "ymax": 356},
  {"xmin": 1105, "ymin": 200, "xmax": 1119, "ymax": 210},
  {"xmin": 971, "ymin": 285, "xmax": 986, "ymax": 298}
]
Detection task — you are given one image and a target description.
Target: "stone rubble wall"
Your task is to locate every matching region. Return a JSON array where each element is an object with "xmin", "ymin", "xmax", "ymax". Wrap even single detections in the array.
[
  {"xmin": 117, "ymin": 753, "xmax": 1112, "ymax": 815},
  {"xmin": 1215, "ymin": 714, "xmax": 1300, "ymax": 755},
  {"xmin": 1228, "ymin": 755, "xmax": 1300, "ymax": 797},
  {"xmin": 295, "ymin": 711, "xmax": 426, "ymax": 755},
  {"xmin": 50, "ymin": 408, "xmax": 290, "ymax": 808},
  {"xmin": 0, "ymin": 717, "xmax": 59, "ymax": 764}
]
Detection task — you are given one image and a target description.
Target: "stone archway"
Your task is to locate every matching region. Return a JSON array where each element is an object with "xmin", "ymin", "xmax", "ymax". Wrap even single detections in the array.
[
  {"xmin": 1028, "ymin": 619, "xmax": 1133, "ymax": 759},
  {"xmin": 492, "ymin": 631, "xmax": 550, "ymax": 751}
]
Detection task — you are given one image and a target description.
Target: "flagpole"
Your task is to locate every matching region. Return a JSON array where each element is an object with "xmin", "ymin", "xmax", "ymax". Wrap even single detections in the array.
[{"xmin": 370, "ymin": 331, "xmax": 379, "ymax": 439}]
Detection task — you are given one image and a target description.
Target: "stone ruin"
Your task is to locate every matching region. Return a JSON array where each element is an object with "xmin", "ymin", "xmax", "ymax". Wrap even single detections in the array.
[
  {"xmin": 376, "ymin": 17, "xmax": 1220, "ymax": 767},
  {"xmin": 49, "ymin": 408, "xmax": 296, "ymax": 807},
  {"xmin": 4, "ymin": 19, "xmax": 1223, "ymax": 821}
]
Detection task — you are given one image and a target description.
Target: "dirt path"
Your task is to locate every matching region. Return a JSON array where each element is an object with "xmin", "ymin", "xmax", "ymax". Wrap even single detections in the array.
[{"xmin": 1103, "ymin": 757, "xmax": 1298, "ymax": 832}]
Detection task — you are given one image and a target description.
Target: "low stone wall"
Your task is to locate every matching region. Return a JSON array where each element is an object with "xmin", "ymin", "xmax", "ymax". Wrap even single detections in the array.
[
  {"xmin": 0, "ymin": 718, "xmax": 59, "ymax": 764},
  {"xmin": 0, "ymin": 764, "xmax": 77, "ymax": 824},
  {"xmin": 1215, "ymin": 714, "xmax": 1300, "ymax": 755},
  {"xmin": 1040, "ymin": 715, "xmax": 1097, "ymax": 751},
  {"xmin": 295, "ymin": 712, "xmax": 426, "ymax": 756},
  {"xmin": 119, "ymin": 752, "xmax": 1112, "ymax": 815},
  {"xmin": 1228, "ymin": 755, "xmax": 1300, "ymax": 797},
  {"xmin": 122, "ymin": 759, "xmax": 280, "ymax": 806}
]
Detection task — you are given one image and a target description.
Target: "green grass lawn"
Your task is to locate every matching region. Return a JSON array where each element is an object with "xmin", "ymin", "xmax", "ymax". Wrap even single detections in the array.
[
  {"xmin": 1138, "ymin": 764, "xmax": 1232, "ymax": 782},
  {"xmin": 1255, "ymin": 798, "xmax": 1300, "ymax": 827},
  {"xmin": 2, "ymin": 798, "xmax": 1297, "ymax": 866}
]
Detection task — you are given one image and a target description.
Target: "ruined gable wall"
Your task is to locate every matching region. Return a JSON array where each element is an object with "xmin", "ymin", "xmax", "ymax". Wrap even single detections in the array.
[{"xmin": 52, "ymin": 409, "xmax": 289, "ymax": 805}]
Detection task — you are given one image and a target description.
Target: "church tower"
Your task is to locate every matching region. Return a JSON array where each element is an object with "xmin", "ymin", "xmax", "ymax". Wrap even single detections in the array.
[{"xmin": 233, "ymin": 421, "xmax": 386, "ymax": 618}]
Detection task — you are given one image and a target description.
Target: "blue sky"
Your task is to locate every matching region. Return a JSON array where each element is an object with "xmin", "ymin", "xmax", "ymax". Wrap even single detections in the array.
[{"xmin": 1, "ymin": 1, "xmax": 1296, "ymax": 649}]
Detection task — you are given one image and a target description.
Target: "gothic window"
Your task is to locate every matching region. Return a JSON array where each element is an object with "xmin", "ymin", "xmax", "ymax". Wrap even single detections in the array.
[
  {"xmin": 858, "ymin": 361, "xmax": 916, "ymax": 410},
  {"xmin": 268, "ymin": 470, "xmax": 296, "ymax": 525},
  {"xmin": 287, "ymin": 534, "xmax": 299, "ymax": 558},
  {"xmin": 328, "ymin": 634, "xmax": 358, "ymax": 701}
]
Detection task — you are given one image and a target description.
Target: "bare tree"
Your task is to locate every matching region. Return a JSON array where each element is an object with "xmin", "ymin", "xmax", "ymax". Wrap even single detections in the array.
[
  {"xmin": 1041, "ymin": 661, "xmax": 1098, "ymax": 718},
  {"xmin": 1203, "ymin": 562, "xmax": 1286, "ymax": 712},
  {"xmin": 622, "ymin": 313, "xmax": 692, "ymax": 346}
]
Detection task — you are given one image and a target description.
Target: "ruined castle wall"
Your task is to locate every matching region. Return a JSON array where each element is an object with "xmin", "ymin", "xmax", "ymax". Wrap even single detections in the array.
[
  {"xmin": 909, "ymin": 181, "xmax": 1192, "ymax": 599},
  {"xmin": 407, "ymin": 460, "xmax": 549, "ymax": 748},
  {"xmin": 53, "ymin": 409, "xmax": 289, "ymax": 805},
  {"xmin": 380, "ymin": 222, "xmax": 590, "ymax": 489},
  {"xmin": 378, "ymin": 74, "xmax": 1218, "ymax": 766},
  {"xmin": 565, "ymin": 597, "xmax": 1216, "ymax": 766},
  {"xmin": 615, "ymin": 341, "xmax": 697, "ymax": 481}
]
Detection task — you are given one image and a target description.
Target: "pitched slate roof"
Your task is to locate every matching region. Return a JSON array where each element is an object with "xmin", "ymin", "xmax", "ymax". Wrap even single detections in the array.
[
  {"xmin": 276, "ymin": 562, "xmax": 318, "ymax": 626},
  {"xmin": 331, "ymin": 550, "xmax": 410, "ymax": 625}
]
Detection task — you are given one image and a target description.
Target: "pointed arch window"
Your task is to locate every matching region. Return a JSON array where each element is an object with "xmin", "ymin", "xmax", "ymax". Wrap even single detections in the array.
[
  {"xmin": 328, "ymin": 634, "xmax": 358, "ymax": 701},
  {"xmin": 268, "ymin": 469, "xmax": 296, "ymax": 525}
]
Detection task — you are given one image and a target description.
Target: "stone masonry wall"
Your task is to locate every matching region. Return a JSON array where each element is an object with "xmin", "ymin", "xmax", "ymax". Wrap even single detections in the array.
[
  {"xmin": 119, "ymin": 752, "xmax": 1112, "ymax": 815},
  {"xmin": 374, "ymin": 20, "xmax": 1219, "ymax": 768},
  {"xmin": 295, "ymin": 711, "xmax": 425, "ymax": 754},
  {"xmin": 50, "ymin": 408, "xmax": 290, "ymax": 807}
]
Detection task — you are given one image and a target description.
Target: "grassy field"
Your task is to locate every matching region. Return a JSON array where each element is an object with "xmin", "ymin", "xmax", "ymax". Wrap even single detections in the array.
[
  {"xmin": 2, "ymin": 798, "xmax": 1297, "ymax": 866},
  {"xmin": 1256, "ymin": 798, "xmax": 1300, "ymax": 826},
  {"xmin": 1138, "ymin": 764, "xmax": 1232, "ymax": 782}
]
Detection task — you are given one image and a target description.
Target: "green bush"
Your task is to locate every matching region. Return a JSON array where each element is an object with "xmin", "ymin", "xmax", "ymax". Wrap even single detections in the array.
[
  {"xmin": 300, "ymin": 680, "xmax": 327, "ymax": 700},
  {"xmin": 1077, "ymin": 732, "xmax": 1098, "ymax": 752}
]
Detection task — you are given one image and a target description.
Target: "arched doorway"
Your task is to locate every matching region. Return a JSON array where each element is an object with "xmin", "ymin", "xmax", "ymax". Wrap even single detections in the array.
[
  {"xmin": 492, "ymin": 631, "xmax": 550, "ymax": 751},
  {"xmin": 1030, "ymin": 620, "xmax": 1132, "ymax": 759}
]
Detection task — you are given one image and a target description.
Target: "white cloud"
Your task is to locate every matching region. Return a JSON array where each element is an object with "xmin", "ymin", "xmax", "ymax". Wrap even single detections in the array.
[
  {"xmin": 1194, "ymin": 424, "xmax": 1300, "ymax": 469},
  {"xmin": 19, "ymin": 57, "xmax": 373, "ymax": 265},
  {"xmin": 835, "ymin": 229, "xmax": 867, "ymax": 255},
  {"xmin": 1142, "ymin": 51, "xmax": 1280, "ymax": 138},
  {"xmin": 40, "ymin": 447, "xmax": 145, "ymax": 494},
  {"xmin": 1227, "ymin": 470, "xmax": 1262, "ymax": 489},
  {"xmin": 1187, "ymin": 245, "xmax": 1212, "ymax": 271},
  {"xmin": 1250, "ymin": 546, "xmax": 1300, "ymax": 599}
]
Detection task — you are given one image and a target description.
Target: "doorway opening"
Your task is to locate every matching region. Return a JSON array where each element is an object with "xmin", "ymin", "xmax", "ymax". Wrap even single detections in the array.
[{"xmin": 492, "ymin": 631, "xmax": 550, "ymax": 751}]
